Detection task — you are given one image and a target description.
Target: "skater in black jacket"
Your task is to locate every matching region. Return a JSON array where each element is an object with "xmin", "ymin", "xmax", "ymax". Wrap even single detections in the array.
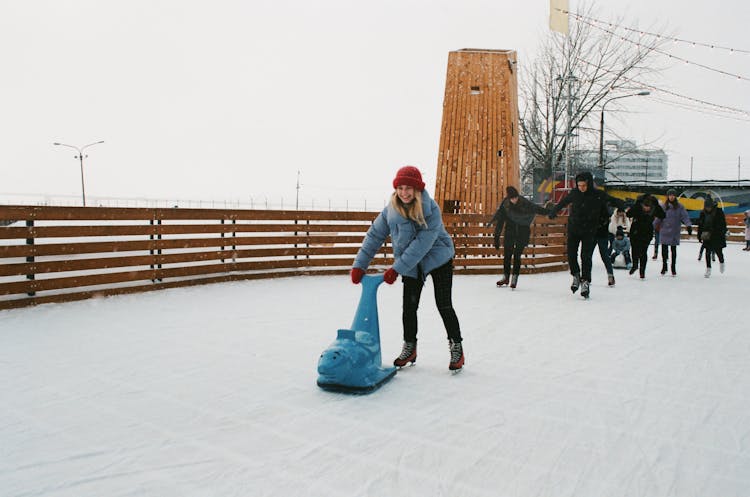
[
  {"xmin": 489, "ymin": 186, "xmax": 551, "ymax": 289},
  {"xmin": 548, "ymin": 171, "xmax": 611, "ymax": 298},
  {"xmin": 627, "ymin": 193, "xmax": 666, "ymax": 279},
  {"xmin": 697, "ymin": 196, "xmax": 727, "ymax": 277}
]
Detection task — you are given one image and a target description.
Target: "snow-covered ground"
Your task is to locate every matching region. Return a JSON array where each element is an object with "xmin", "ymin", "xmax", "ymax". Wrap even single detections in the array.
[{"xmin": 2, "ymin": 240, "xmax": 749, "ymax": 497}]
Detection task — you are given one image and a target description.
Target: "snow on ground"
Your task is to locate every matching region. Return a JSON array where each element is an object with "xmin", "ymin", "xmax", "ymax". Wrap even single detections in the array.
[{"xmin": 1, "ymin": 240, "xmax": 749, "ymax": 497}]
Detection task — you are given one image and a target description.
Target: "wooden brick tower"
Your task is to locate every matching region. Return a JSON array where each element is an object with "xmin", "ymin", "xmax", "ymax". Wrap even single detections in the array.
[{"xmin": 434, "ymin": 49, "xmax": 520, "ymax": 214}]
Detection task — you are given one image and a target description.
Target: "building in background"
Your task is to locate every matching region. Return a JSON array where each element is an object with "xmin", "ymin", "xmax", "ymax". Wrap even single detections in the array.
[{"xmin": 577, "ymin": 140, "xmax": 668, "ymax": 184}]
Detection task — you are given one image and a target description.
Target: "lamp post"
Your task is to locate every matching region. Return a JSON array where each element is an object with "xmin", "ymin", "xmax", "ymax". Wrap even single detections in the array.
[
  {"xmin": 598, "ymin": 91, "xmax": 650, "ymax": 175},
  {"xmin": 53, "ymin": 141, "xmax": 104, "ymax": 206}
]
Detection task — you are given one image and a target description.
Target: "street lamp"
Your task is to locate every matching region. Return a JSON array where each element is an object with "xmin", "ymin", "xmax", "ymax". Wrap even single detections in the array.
[
  {"xmin": 598, "ymin": 91, "xmax": 650, "ymax": 174},
  {"xmin": 53, "ymin": 140, "xmax": 104, "ymax": 206}
]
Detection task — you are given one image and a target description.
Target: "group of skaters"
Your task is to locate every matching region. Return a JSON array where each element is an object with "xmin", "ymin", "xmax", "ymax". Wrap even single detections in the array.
[
  {"xmin": 492, "ymin": 171, "xmax": 744, "ymax": 299},
  {"xmin": 348, "ymin": 165, "xmax": 749, "ymax": 372}
]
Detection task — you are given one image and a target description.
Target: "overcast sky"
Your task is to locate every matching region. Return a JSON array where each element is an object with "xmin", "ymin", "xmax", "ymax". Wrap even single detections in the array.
[{"xmin": 1, "ymin": 0, "xmax": 748, "ymax": 207}]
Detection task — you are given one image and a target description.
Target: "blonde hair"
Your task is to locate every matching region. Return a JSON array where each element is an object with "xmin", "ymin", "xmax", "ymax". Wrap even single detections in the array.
[{"xmin": 390, "ymin": 191, "xmax": 427, "ymax": 227}]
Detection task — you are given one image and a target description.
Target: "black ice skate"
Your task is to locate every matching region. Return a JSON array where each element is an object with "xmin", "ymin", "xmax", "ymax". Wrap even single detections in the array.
[
  {"xmin": 449, "ymin": 340, "xmax": 464, "ymax": 371},
  {"xmin": 393, "ymin": 341, "xmax": 417, "ymax": 367}
]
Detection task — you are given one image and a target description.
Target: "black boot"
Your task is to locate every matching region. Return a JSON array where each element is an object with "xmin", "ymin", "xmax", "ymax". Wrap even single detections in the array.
[
  {"xmin": 661, "ymin": 261, "xmax": 668, "ymax": 275},
  {"xmin": 449, "ymin": 340, "xmax": 464, "ymax": 371},
  {"xmin": 570, "ymin": 274, "xmax": 581, "ymax": 293},
  {"xmin": 394, "ymin": 341, "xmax": 417, "ymax": 367}
]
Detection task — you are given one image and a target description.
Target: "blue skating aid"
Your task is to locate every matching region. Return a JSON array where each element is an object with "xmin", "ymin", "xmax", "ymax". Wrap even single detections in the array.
[{"xmin": 317, "ymin": 274, "xmax": 397, "ymax": 394}]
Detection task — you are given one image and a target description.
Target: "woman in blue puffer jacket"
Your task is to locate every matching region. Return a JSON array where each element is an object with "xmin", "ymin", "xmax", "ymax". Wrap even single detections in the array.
[{"xmin": 351, "ymin": 166, "xmax": 464, "ymax": 371}]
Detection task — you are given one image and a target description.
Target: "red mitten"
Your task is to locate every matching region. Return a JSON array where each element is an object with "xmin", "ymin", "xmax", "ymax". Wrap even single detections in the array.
[
  {"xmin": 383, "ymin": 268, "xmax": 398, "ymax": 285},
  {"xmin": 350, "ymin": 267, "xmax": 365, "ymax": 284}
]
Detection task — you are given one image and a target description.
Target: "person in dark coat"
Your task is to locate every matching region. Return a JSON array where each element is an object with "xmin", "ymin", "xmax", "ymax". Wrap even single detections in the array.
[
  {"xmin": 548, "ymin": 171, "xmax": 611, "ymax": 298},
  {"xmin": 627, "ymin": 193, "xmax": 666, "ymax": 279},
  {"xmin": 653, "ymin": 189, "xmax": 692, "ymax": 276},
  {"xmin": 489, "ymin": 186, "xmax": 550, "ymax": 289},
  {"xmin": 591, "ymin": 191, "xmax": 626, "ymax": 287},
  {"xmin": 697, "ymin": 196, "xmax": 727, "ymax": 277}
]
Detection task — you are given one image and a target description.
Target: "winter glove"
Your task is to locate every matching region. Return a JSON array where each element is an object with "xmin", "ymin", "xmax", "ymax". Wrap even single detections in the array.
[
  {"xmin": 383, "ymin": 268, "xmax": 398, "ymax": 285},
  {"xmin": 350, "ymin": 267, "xmax": 365, "ymax": 284},
  {"xmin": 687, "ymin": 226, "xmax": 693, "ymax": 236},
  {"xmin": 493, "ymin": 234, "xmax": 500, "ymax": 250},
  {"xmin": 548, "ymin": 211, "xmax": 557, "ymax": 219}
]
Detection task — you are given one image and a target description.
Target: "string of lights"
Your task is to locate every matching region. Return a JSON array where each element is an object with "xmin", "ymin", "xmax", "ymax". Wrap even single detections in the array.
[
  {"xmin": 559, "ymin": 9, "xmax": 750, "ymax": 55},
  {"xmin": 649, "ymin": 95, "xmax": 750, "ymax": 122},
  {"xmin": 572, "ymin": 15, "xmax": 750, "ymax": 82},
  {"xmin": 576, "ymin": 57, "xmax": 750, "ymax": 119}
]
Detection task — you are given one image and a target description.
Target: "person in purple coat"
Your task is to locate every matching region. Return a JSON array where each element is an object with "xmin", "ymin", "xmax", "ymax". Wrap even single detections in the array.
[{"xmin": 653, "ymin": 189, "xmax": 692, "ymax": 276}]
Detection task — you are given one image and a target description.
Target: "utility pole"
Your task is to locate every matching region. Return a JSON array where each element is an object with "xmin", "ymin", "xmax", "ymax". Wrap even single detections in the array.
[
  {"xmin": 53, "ymin": 140, "xmax": 104, "ymax": 206},
  {"xmin": 739, "ymin": 156, "xmax": 742, "ymax": 187}
]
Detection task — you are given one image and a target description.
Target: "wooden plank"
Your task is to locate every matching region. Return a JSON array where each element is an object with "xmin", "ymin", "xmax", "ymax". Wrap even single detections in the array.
[
  {"xmin": 0, "ymin": 256, "xmax": 399, "ymax": 296},
  {"xmin": 0, "ymin": 269, "xmax": 352, "ymax": 311},
  {"xmin": 0, "ymin": 205, "xmax": 379, "ymax": 222},
  {"xmin": 0, "ymin": 234, "xmax": 375, "ymax": 258},
  {"xmin": 0, "ymin": 245, "xmax": 383, "ymax": 277},
  {"xmin": 0, "ymin": 222, "xmax": 374, "ymax": 239}
]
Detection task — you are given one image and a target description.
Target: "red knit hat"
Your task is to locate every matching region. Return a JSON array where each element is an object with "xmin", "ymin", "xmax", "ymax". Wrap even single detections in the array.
[{"xmin": 392, "ymin": 166, "xmax": 425, "ymax": 191}]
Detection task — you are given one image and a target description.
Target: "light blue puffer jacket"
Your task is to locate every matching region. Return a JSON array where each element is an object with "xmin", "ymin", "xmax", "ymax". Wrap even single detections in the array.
[{"xmin": 353, "ymin": 190, "xmax": 455, "ymax": 280}]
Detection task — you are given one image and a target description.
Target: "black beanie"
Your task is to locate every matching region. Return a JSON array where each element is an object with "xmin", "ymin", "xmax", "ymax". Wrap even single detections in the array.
[{"xmin": 506, "ymin": 186, "xmax": 519, "ymax": 198}]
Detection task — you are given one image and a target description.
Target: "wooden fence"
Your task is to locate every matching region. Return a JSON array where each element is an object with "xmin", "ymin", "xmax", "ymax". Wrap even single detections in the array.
[{"xmin": 0, "ymin": 206, "xmax": 568, "ymax": 310}]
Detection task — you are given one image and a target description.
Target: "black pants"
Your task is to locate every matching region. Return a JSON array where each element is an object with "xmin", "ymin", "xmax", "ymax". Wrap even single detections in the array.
[
  {"xmin": 402, "ymin": 261, "xmax": 462, "ymax": 343},
  {"xmin": 705, "ymin": 247, "xmax": 725, "ymax": 268},
  {"xmin": 631, "ymin": 236, "xmax": 651, "ymax": 277},
  {"xmin": 567, "ymin": 231, "xmax": 596, "ymax": 282},
  {"xmin": 591, "ymin": 234, "xmax": 614, "ymax": 275},
  {"xmin": 660, "ymin": 244, "xmax": 678, "ymax": 272},
  {"xmin": 502, "ymin": 239, "xmax": 526, "ymax": 277}
]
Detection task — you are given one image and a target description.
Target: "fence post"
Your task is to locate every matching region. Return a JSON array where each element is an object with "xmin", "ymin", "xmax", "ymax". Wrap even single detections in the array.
[
  {"xmin": 156, "ymin": 219, "xmax": 163, "ymax": 282},
  {"xmin": 294, "ymin": 213, "xmax": 299, "ymax": 260},
  {"xmin": 149, "ymin": 218, "xmax": 163, "ymax": 282},
  {"xmin": 220, "ymin": 218, "xmax": 226, "ymax": 263},
  {"xmin": 231, "ymin": 219, "xmax": 237, "ymax": 262},
  {"xmin": 25, "ymin": 219, "xmax": 35, "ymax": 297}
]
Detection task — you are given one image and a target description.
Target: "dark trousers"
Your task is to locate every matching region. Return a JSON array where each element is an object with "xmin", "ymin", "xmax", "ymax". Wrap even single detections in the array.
[
  {"xmin": 567, "ymin": 232, "xmax": 596, "ymax": 282},
  {"xmin": 502, "ymin": 241, "xmax": 525, "ymax": 277},
  {"xmin": 698, "ymin": 243, "xmax": 716, "ymax": 261},
  {"xmin": 705, "ymin": 247, "xmax": 725, "ymax": 268},
  {"xmin": 402, "ymin": 261, "xmax": 462, "ymax": 343},
  {"xmin": 591, "ymin": 234, "xmax": 614, "ymax": 275},
  {"xmin": 631, "ymin": 237, "xmax": 651, "ymax": 276},
  {"xmin": 661, "ymin": 244, "xmax": 677, "ymax": 271}
]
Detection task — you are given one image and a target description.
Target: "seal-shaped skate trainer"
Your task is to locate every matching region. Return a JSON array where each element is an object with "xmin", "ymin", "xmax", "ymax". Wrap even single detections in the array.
[{"xmin": 317, "ymin": 274, "xmax": 397, "ymax": 394}]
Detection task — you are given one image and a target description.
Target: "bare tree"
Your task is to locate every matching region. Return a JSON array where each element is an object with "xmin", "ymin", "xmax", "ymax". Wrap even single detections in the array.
[{"xmin": 519, "ymin": 4, "xmax": 667, "ymax": 196}]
